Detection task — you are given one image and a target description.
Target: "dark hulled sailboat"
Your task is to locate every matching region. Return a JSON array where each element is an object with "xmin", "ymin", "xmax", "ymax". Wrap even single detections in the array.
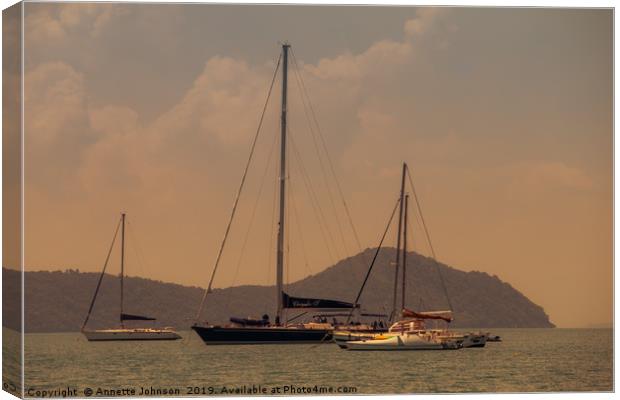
[{"xmin": 192, "ymin": 43, "xmax": 357, "ymax": 345}]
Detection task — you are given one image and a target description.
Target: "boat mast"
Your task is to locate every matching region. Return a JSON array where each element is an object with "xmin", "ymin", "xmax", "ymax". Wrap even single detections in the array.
[
  {"xmin": 276, "ymin": 43, "xmax": 290, "ymax": 325},
  {"xmin": 391, "ymin": 163, "xmax": 406, "ymax": 321},
  {"xmin": 120, "ymin": 212, "xmax": 126, "ymax": 328},
  {"xmin": 401, "ymin": 194, "xmax": 408, "ymax": 310}
]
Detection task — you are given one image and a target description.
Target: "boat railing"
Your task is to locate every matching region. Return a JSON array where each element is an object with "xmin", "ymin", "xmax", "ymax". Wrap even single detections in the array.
[{"xmin": 388, "ymin": 318, "xmax": 427, "ymax": 333}]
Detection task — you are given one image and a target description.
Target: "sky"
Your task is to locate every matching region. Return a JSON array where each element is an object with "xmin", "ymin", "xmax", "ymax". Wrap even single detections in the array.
[{"xmin": 16, "ymin": 4, "xmax": 612, "ymax": 328}]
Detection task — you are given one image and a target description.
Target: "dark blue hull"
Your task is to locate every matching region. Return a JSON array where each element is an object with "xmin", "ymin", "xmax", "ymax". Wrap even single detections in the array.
[{"xmin": 192, "ymin": 325, "xmax": 332, "ymax": 345}]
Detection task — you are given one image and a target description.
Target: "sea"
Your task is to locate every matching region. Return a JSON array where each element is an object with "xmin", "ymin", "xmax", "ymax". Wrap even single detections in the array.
[{"xmin": 3, "ymin": 328, "xmax": 613, "ymax": 396}]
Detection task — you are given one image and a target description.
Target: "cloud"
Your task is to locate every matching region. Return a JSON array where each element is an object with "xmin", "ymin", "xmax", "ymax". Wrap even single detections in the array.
[
  {"xmin": 25, "ymin": 62, "xmax": 86, "ymax": 143},
  {"xmin": 25, "ymin": 3, "xmax": 131, "ymax": 44},
  {"xmin": 503, "ymin": 161, "xmax": 594, "ymax": 193},
  {"xmin": 22, "ymin": 6, "xmax": 467, "ymax": 237},
  {"xmin": 25, "ymin": 7, "xmax": 66, "ymax": 43},
  {"xmin": 24, "ymin": 62, "xmax": 94, "ymax": 193},
  {"xmin": 404, "ymin": 7, "xmax": 443, "ymax": 37},
  {"xmin": 153, "ymin": 56, "xmax": 276, "ymax": 147},
  {"xmin": 22, "ymin": 10, "xmax": 459, "ymax": 287}
]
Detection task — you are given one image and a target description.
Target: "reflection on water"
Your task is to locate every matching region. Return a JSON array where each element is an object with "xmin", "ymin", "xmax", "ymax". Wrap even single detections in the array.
[
  {"xmin": 3, "ymin": 328, "xmax": 22, "ymax": 396},
  {"xmin": 19, "ymin": 329, "xmax": 612, "ymax": 395}
]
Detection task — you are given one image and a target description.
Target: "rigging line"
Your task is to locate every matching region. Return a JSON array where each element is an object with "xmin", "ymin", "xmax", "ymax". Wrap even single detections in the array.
[
  {"xmin": 291, "ymin": 135, "xmax": 340, "ymax": 264},
  {"xmin": 81, "ymin": 217, "xmax": 122, "ymax": 331},
  {"xmin": 195, "ymin": 52, "xmax": 282, "ymax": 322},
  {"xmin": 405, "ymin": 217, "xmax": 426, "ymax": 312},
  {"xmin": 408, "ymin": 194, "xmax": 427, "ymax": 261},
  {"xmin": 288, "ymin": 138, "xmax": 333, "ymax": 274},
  {"xmin": 291, "ymin": 136, "xmax": 338, "ymax": 264},
  {"xmin": 290, "ymin": 56, "xmax": 351, "ymax": 261},
  {"xmin": 404, "ymin": 166, "xmax": 436, "ymax": 259},
  {"xmin": 405, "ymin": 164, "xmax": 453, "ymax": 311},
  {"xmin": 125, "ymin": 222, "xmax": 142, "ymax": 279},
  {"xmin": 289, "ymin": 177, "xmax": 313, "ymax": 276},
  {"xmin": 288, "ymin": 130, "xmax": 339, "ymax": 265},
  {"xmin": 346, "ymin": 197, "xmax": 401, "ymax": 323},
  {"xmin": 126, "ymin": 220, "xmax": 148, "ymax": 280},
  {"xmin": 290, "ymin": 49, "xmax": 365, "ymax": 259},
  {"xmin": 227, "ymin": 121, "xmax": 280, "ymax": 304},
  {"xmin": 288, "ymin": 129, "xmax": 340, "ymax": 262}
]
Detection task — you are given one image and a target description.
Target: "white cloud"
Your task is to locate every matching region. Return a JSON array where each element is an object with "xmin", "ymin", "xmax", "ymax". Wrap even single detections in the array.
[
  {"xmin": 153, "ymin": 56, "xmax": 275, "ymax": 147},
  {"xmin": 504, "ymin": 161, "xmax": 594, "ymax": 192},
  {"xmin": 24, "ymin": 62, "xmax": 93, "ymax": 193},
  {"xmin": 25, "ymin": 62, "xmax": 86, "ymax": 144}
]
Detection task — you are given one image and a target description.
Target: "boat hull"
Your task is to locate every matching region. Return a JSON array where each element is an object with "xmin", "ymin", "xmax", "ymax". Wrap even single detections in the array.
[
  {"xmin": 436, "ymin": 332, "xmax": 486, "ymax": 348},
  {"xmin": 344, "ymin": 333, "xmax": 460, "ymax": 351},
  {"xmin": 462, "ymin": 334, "xmax": 487, "ymax": 348},
  {"xmin": 83, "ymin": 329, "xmax": 181, "ymax": 341},
  {"xmin": 192, "ymin": 325, "xmax": 332, "ymax": 345},
  {"xmin": 486, "ymin": 334, "xmax": 502, "ymax": 342}
]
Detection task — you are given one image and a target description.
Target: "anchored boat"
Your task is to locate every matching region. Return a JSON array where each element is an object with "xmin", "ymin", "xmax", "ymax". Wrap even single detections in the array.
[
  {"xmin": 335, "ymin": 163, "xmax": 464, "ymax": 351},
  {"xmin": 83, "ymin": 327, "xmax": 180, "ymax": 341},
  {"xmin": 81, "ymin": 213, "xmax": 181, "ymax": 341},
  {"xmin": 344, "ymin": 318, "xmax": 461, "ymax": 351},
  {"xmin": 192, "ymin": 43, "xmax": 358, "ymax": 345}
]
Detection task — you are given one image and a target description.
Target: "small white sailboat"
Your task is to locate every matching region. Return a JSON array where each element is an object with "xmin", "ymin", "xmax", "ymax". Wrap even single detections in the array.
[
  {"xmin": 82, "ymin": 327, "xmax": 181, "ymax": 341},
  {"xmin": 81, "ymin": 213, "xmax": 181, "ymax": 341}
]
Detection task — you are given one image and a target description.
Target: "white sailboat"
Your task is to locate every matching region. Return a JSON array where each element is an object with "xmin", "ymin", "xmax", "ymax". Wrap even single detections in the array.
[
  {"xmin": 81, "ymin": 213, "xmax": 181, "ymax": 341},
  {"xmin": 83, "ymin": 327, "xmax": 180, "ymax": 341}
]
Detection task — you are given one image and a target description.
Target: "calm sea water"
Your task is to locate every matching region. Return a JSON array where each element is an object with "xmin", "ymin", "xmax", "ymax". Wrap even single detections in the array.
[{"xmin": 7, "ymin": 329, "xmax": 613, "ymax": 396}]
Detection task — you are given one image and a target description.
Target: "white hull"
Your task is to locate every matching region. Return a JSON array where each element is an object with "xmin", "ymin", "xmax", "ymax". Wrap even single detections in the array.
[
  {"xmin": 345, "ymin": 332, "xmax": 460, "ymax": 351},
  {"xmin": 83, "ymin": 329, "xmax": 181, "ymax": 341}
]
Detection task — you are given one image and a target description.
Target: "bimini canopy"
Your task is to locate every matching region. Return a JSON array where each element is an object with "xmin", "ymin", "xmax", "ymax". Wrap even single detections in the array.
[
  {"xmin": 282, "ymin": 292, "xmax": 359, "ymax": 309},
  {"xmin": 402, "ymin": 308, "xmax": 453, "ymax": 323},
  {"xmin": 121, "ymin": 313, "xmax": 156, "ymax": 321}
]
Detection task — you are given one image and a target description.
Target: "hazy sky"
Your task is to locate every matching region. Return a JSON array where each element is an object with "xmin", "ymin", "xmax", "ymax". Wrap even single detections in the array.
[{"xmin": 20, "ymin": 4, "xmax": 612, "ymax": 328}]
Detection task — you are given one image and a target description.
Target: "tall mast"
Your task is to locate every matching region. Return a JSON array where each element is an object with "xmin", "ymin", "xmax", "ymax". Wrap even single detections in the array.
[
  {"xmin": 391, "ymin": 163, "xmax": 407, "ymax": 321},
  {"xmin": 120, "ymin": 212, "xmax": 126, "ymax": 327},
  {"xmin": 276, "ymin": 43, "xmax": 290, "ymax": 324},
  {"xmin": 401, "ymin": 194, "xmax": 409, "ymax": 310}
]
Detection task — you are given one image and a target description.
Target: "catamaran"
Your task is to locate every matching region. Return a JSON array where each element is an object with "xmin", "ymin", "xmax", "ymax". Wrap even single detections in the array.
[
  {"xmin": 344, "ymin": 317, "xmax": 461, "ymax": 351},
  {"xmin": 81, "ymin": 213, "xmax": 181, "ymax": 341},
  {"xmin": 192, "ymin": 43, "xmax": 358, "ymax": 345}
]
